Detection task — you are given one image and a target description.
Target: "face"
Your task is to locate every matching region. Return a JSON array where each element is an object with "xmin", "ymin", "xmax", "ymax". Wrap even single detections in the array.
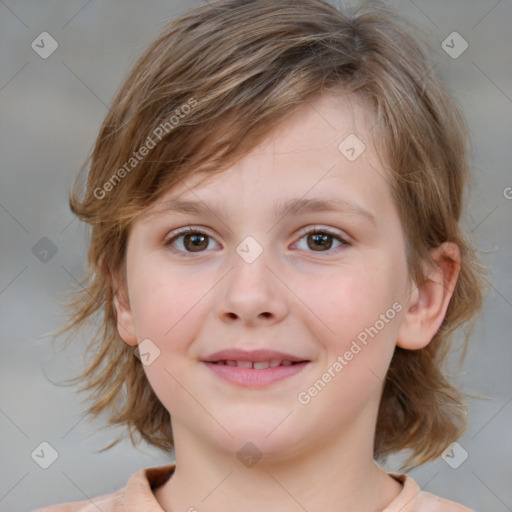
[{"xmin": 115, "ymin": 92, "xmax": 416, "ymax": 461}]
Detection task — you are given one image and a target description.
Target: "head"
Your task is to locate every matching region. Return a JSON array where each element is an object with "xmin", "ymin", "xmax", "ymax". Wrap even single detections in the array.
[{"xmin": 59, "ymin": 0, "xmax": 485, "ymax": 470}]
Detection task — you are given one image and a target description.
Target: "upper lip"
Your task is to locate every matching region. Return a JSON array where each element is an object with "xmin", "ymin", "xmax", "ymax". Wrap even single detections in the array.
[{"xmin": 202, "ymin": 349, "xmax": 309, "ymax": 363}]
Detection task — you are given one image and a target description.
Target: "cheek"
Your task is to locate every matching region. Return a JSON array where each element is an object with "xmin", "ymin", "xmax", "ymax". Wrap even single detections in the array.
[
  {"xmin": 128, "ymin": 259, "xmax": 209, "ymax": 342},
  {"xmin": 312, "ymin": 264, "xmax": 399, "ymax": 342},
  {"xmin": 303, "ymin": 258, "xmax": 405, "ymax": 395},
  {"xmin": 300, "ymin": 285, "xmax": 402, "ymax": 425}
]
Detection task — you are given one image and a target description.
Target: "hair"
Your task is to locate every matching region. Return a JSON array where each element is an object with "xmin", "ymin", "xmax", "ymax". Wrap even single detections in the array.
[{"xmin": 52, "ymin": 0, "xmax": 487, "ymax": 471}]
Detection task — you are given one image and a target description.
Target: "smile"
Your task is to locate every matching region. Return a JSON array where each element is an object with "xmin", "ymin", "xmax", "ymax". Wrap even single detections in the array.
[
  {"xmin": 210, "ymin": 359, "xmax": 299, "ymax": 369},
  {"xmin": 203, "ymin": 360, "xmax": 309, "ymax": 387}
]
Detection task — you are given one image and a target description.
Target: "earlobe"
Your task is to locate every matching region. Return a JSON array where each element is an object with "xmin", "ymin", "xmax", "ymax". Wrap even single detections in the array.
[
  {"xmin": 113, "ymin": 287, "xmax": 138, "ymax": 347},
  {"xmin": 396, "ymin": 242, "xmax": 461, "ymax": 350}
]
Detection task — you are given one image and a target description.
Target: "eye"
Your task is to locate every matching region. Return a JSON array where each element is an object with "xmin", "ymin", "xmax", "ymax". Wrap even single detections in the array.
[
  {"xmin": 164, "ymin": 226, "xmax": 349, "ymax": 256},
  {"xmin": 164, "ymin": 227, "xmax": 219, "ymax": 254},
  {"xmin": 293, "ymin": 226, "xmax": 349, "ymax": 254}
]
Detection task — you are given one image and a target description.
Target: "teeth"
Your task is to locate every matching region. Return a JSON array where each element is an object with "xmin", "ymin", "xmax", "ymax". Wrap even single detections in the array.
[
  {"xmin": 253, "ymin": 361, "xmax": 270, "ymax": 369},
  {"xmin": 215, "ymin": 359, "xmax": 297, "ymax": 368}
]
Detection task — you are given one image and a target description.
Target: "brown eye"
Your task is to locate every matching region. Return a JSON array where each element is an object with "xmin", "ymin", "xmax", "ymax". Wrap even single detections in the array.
[
  {"xmin": 307, "ymin": 232, "xmax": 334, "ymax": 251},
  {"xmin": 183, "ymin": 233, "xmax": 209, "ymax": 252},
  {"xmin": 294, "ymin": 227, "xmax": 348, "ymax": 254},
  {"xmin": 165, "ymin": 228, "xmax": 218, "ymax": 254}
]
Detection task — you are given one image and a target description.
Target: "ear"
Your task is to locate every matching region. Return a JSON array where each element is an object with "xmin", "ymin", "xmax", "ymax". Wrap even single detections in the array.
[
  {"xmin": 396, "ymin": 242, "xmax": 461, "ymax": 350},
  {"xmin": 112, "ymin": 278, "xmax": 138, "ymax": 347}
]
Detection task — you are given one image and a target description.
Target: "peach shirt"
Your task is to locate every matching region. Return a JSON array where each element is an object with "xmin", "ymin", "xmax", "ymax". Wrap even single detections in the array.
[{"xmin": 36, "ymin": 465, "xmax": 474, "ymax": 512}]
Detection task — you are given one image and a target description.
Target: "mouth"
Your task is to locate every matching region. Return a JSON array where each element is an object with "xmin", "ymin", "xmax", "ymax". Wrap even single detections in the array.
[
  {"xmin": 209, "ymin": 359, "xmax": 304, "ymax": 369},
  {"xmin": 201, "ymin": 349, "xmax": 311, "ymax": 387}
]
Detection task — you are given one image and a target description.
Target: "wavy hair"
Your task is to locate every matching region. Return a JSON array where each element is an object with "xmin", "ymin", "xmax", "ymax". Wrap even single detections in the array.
[{"xmin": 52, "ymin": 0, "xmax": 487, "ymax": 470}]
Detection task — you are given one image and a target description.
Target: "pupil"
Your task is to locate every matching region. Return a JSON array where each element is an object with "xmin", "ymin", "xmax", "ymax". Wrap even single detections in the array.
[
  {"xmin": 182, "ymin": 232, "xmax": 333, "ymax": 252},
  {"xmin": 185, "ymin": 233, "xmax": 207, "ymax": 251},
  {"xmin": 309, "ymin": 233, "xmax": 332, "ymax": 251}
]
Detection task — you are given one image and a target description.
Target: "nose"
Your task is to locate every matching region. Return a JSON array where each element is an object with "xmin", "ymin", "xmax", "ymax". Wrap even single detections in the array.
[{"xmin": 215, "ymin": 248, "xmax": 289, "ymax": 326}]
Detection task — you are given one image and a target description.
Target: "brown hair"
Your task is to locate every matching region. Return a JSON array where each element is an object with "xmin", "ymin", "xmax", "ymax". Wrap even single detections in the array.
[{"xmin": 53, "ymin": 0, "xmax": 487, "ymax": 470}]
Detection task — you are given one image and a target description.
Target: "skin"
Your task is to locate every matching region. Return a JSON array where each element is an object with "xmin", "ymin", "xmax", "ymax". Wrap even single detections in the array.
[{"xmin": 114, "ymin": 92, "xmax": 460, "ymax": 512}]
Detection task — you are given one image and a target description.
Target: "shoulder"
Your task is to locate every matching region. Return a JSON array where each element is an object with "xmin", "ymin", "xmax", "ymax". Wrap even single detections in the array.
[
  {"xmin": 34, "ymin": 490, "xmax": 121, "ymax": 512},
  {"xmin": 34, "ymin": 465, "xmax": 175, "ymax": 512},
  {"xmin": 384, "ymin": 473, "xmax": 475, "ymax": 512},
  {"xmin": 412, "ymin": 488, "xmax": 474, "ymax": 512}
]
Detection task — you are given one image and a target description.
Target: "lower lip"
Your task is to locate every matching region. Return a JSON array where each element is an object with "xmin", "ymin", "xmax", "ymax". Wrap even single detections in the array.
[{"xmin": 203, "ymin": 362, "xmax": 309, "ymax": 387}]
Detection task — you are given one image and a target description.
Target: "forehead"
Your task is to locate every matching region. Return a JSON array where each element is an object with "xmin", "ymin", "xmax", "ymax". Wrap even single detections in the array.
[{"xmin": 140, "ymin": 91, "xmax": 389, "ymax": 223}]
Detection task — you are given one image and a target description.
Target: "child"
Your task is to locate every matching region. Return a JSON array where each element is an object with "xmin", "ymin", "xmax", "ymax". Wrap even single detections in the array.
[{"xmin": 40, "ymin": 0, "xmax": 486, "ymax": 510}]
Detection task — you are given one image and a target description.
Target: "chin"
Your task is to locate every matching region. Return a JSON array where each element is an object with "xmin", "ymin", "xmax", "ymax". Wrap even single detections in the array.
[{"xmin": 210, "ymin": 421, "xmax": 306, "ymax": 461}]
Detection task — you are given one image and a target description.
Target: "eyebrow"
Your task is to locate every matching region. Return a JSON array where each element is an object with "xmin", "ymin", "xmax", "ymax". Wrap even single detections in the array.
[{"xmin": 144, "ymin": 197, "xmax": 376, "ymax": 226}]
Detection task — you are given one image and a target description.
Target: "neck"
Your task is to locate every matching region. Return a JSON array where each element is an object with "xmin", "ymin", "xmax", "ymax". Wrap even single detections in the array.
[{"xmin": 154, "ymin": 406, "xmax": 402, "ymax": 512}]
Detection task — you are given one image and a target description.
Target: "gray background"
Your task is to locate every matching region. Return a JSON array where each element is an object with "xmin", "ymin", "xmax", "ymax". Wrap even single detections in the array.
[{"xmin": 0, "ymin": 0, "xmax": 511, "ymax": 510}]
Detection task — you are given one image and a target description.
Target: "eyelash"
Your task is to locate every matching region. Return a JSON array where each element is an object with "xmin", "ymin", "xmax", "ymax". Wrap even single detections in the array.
[{"xmin": 163, "ymin": 226, "xmax": 350, "ymax": 257}]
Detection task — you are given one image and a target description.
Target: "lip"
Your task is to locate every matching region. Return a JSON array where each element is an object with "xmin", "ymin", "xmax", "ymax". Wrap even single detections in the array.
[
  {"xmin": 203, "ymin": 361, "xmax": 309, "ymax": 387},
  {"xmin": 202, "ymin": 348, "xmax": 307, "ymax": 363},
  {"xmin": 201, "ymin": 349, "xmax": 310, "ymax": 388}
]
